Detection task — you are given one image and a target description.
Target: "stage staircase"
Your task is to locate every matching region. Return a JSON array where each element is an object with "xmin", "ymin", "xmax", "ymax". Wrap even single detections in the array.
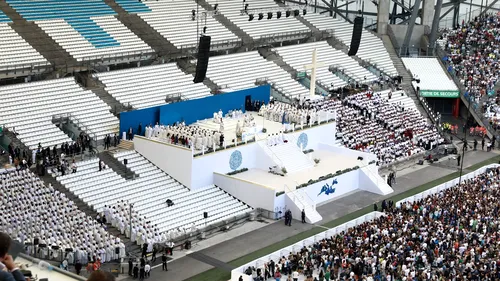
[
  {"xmin": 260, "ymin": 141, "xmax": 314, "ymax": 173},
  {"xmin": 286, "ymin": 187, "xmax": 322, "ymax": 224}
]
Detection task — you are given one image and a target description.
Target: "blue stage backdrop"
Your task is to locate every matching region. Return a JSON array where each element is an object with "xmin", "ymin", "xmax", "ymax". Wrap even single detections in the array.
[{"xmin": 120, "ymin": 85, "xmax": 270, "ymax": 137}]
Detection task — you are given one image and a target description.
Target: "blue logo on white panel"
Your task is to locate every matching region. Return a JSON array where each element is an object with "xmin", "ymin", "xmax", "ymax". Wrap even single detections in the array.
[
  {"xmin": 318, "ymin": 179, "xmax": 338, "ymax": 196},
  {"xmin": 229, "ymin": 150, "xmax": 243, "ymax": 170},
  {"xmin": 297, "ymin": 133, "xmax": 308, "ymax": 149}
]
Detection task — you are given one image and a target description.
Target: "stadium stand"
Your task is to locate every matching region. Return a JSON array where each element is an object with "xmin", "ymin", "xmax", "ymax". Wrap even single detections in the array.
[
  {"xmin": 136, "ymin": 0, "xmax": 240, "ymax": 48},
  {"xmin": 6, "ymin": 0, "xmax": 153, "ymax": 61},
  {"xmin": 239, "ymin": 165, "xmax": 500, "ymax": 280},
  {"xmin": 401, "ymin": 57, "xmax": 458, "ymax": 93},
  {"xmin": 303, "ymin": 13, "xmax": 398, "ymax": 76},
  {"xmin": 0, "ymin": 78, "xmax": 119, "ymax": 150},
  {"xmin": 94, "ymin": 63, "xmax": 212, "ymax": 109},
  {"xmin": 50, "ymin": 150, "xmax": 253, "ymax": 236},
  {"xmin": 204, "ymin": 0, "xmax": 310, "ymax": 39},
  {"xmin": 207, "ymin": 51, "xmax": 310, "ymax": 99},
  {"xmin": 440, "ymin": 15, "xmax": 500, "ymax": 129},
  {"xmin": 274, "ymin": 41, "xmax": 378, "ymax": 89},
  {"xmin": 0, "ymin": 169, "xmax": 125, "ymax": 264},
  {"xmin": 0, "ymin": 10, "xmax": 49, "ymax": 72}
]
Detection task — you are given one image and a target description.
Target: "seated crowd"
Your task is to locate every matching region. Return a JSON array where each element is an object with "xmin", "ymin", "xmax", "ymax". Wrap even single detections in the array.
[
  {"xmin": 0, "ymin": 169, "xmax": 126, "ymax": 265},
  {"xmin": 441, "ymin": 14, "xmax": 500, "ymax": 127},
  {"xmin": 334, "ymin": 91, "xmax": 442, "ymax": 165},
  {"xmin": 247, "ymin": 166, "xmax": 500, "ymax": 281}
]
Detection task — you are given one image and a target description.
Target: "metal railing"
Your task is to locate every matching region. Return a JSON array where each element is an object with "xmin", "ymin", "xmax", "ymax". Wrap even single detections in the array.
[{"xmin": 52, "ymin": 113, "xmax": 98, "ymax": 144}]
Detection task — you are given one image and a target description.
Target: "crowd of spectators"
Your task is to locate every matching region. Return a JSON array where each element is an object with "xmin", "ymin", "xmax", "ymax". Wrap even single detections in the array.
[
  {"xmin": 246, "ymin": 166, "xmax": 500, "ymax": 281},
  {"xmin": 333, "ymin": 91, "xmax": 442, "ymax": 165},
  {"xmin": 441, "ymin": 14, "xmax": 500, "ymax": 129}
]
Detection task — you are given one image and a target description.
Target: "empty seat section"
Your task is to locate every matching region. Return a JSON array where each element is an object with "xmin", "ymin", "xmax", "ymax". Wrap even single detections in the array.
[
  {"xmin": 137, "ymin": 0, "xmax": 239, "ymax": 48},
  {"xmin": 94, "ymin": 63, "xmax": 212, "ymax": 109},
  {"xmin": 303, "ymin": 13, "xmax": 398, "ymax": 76},
  {"xmin": 207, "ymin": 51, "xmax": 310, "ymax": 99},
  {"xmin": 204, "ymin": 0, "xmax": 309, "ymax": 39},
  {"xmin": 51, "ymin": 151, "xmax": 253, "ymax": 234},
  {"xmin": 6, "ymin": 0, "xmax": 153, "ymax": 61},
  {"xmin": 0, "ymin": 78, "xmax": 119, "ymax": 150},
  {"xmin": 274, "ymin": 41, "xmax": 377, "ymax": 89}
]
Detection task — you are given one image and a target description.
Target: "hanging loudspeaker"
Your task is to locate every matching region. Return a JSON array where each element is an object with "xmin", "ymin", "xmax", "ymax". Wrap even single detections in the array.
[
  {"xmin": 203, "ymin": 212, "xmax": 208, "ymax": 219},
  {"xmin": 193, "ymin": 35, "xmax": 211, "ymax": 83},
  {"xmin": 347, "ymin": 16, "xmax": 364, "ymax": 56}
]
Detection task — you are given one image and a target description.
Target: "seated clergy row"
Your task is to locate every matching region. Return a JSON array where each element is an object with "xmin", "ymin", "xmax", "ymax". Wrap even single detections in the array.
[{"xmin": 0, "ymin": 170, "xmax": 126, "ymax": 264}]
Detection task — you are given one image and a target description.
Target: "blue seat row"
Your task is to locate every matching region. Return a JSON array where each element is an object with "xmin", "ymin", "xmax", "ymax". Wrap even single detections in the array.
[
  {"xmin": 6, "ymin": 0, "xmax": 120, "ymax": 48},
  {"xmin": 66, "ymin": 18, "xmax": 120, "ymax": 48},
  {"xmin": 6, "ymin": 0, "xmax": 116, "ymax": 21},
  {"xmin": 115, "ymin": 0, "xmax": 151, "ymax": 13},
  {"xmin": 0, "ymin": 10, "xmax": 11, "ymax": 23}
]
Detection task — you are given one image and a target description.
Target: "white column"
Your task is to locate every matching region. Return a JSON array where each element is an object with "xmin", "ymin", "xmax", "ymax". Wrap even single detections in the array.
[{"xmin": 309, "ymin": 49, "xmax": 318, "ymax": 98}]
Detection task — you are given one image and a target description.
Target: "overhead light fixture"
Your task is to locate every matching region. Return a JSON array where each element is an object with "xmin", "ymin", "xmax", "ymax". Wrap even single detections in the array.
[
  {"xmin": 277, "ymin": 11, "xmax": 282, "ymax": 18},
  {"xmin": 258, "ymin": 13, "xmax": 264, "ymax": 20},
  {"xmin": 203, "ymin": 26, "xmax": 207, "ymax": 33},
  {"xmin": 303, "ymin": 9, "xmax": 307, "ymax": 15},
  {"xmin": 245, "ymin": 3, "xmax": 249, "ymax": 13},
  {"xmin": 267, "ymin": 12, "xmax": 273, "ymax": 19},
  {"xmin": 192, "ymin": 9, "xmax": 196, "ymax": 20},
  {"xmin": 214, "ymin": 3, "xmax": 218, "ymax": 10},
  {"xmin": 294, "ymin": 10, "xmax": 299, "ymax": 16},
  {"xmin": 248, "ymin": 13, "xmax": 254, "ymax": 21}
]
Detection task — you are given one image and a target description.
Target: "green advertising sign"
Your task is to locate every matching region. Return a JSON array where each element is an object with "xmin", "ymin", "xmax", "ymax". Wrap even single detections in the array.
[
  {"xmin": 297, "ymin": 72, "xmax": 307, "ymax": 78},
  {"xmin": 420, "ymin": 90, "xmax": 459, "ymax": 98}
]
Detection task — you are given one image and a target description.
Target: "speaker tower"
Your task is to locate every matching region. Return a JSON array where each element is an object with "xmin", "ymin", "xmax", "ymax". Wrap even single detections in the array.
[
  {"xmin": 193, "ymin": 35, "xmax": 211, "ymax": 83},
  {"xmin": 347, "ymin": 17, "xmax": 364, "ymax": 56}
]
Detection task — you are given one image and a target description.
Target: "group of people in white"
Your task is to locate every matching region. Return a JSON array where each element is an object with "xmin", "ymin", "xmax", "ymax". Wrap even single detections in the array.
[
  {"xmin": 103, "ymin": 201, "xmax": 187, "ymax": 249},
  {"xmin": 258, "ymin": 101, "xmax": 329, "ymax": 130},
  {"xmin": 143, "ymin": 109, "xmax": 261, "ymax": 151},
  {"xmin": 145, "ymin": 121, "xmax": 224, "ymax": 151},
  {"xmin": 0, "ymin": 169, "xmax": 126, "ymax": 264},
  {"xmin": 332, "ymin": 90, "xmax": 442, "ymax": 165}
]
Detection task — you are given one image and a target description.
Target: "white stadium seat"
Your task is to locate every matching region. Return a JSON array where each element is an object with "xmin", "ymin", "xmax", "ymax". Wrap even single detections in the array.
[
  {"xmin": 53, "ymin": 151, "xmax": 253, "ymax": 234},
  {"xmin": 94, "ymin": 63, "xmax": 212, "ymax": 109},
  {"xmin": 0, "ymin": 78, "xmax": 119, "ymax": 150}
]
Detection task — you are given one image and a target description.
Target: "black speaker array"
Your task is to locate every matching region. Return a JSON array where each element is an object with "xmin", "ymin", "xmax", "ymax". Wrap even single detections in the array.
[
  {"xmin": 347, "ymin": 16, "xmax": 364, "ymax": 56},
  {"xmin": 193, "ymin": 35, "xmax": 211, "ymax": 83}
]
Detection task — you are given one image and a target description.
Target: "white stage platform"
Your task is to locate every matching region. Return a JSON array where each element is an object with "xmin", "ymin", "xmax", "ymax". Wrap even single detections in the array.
[{"xmin": 231, "ymin": 150, "xmax": 360, "ymax": 192}]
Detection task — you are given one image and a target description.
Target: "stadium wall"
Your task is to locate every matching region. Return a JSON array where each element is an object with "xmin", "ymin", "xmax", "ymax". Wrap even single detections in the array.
[
  {"xmin": 133, "ymin": 136, "xmax": 193, "ymax": 188},
  {"xmin": 191, "ymin": 142, "xmax": 275, "ymax": 190},
  {"xmin": 286, "ymin": 123, "xmax": 336, "ymax": 150},
  {"xmin": 213, "ymin": 172, "xmax": 276, "ymax": 211},
  {"xmin": 119, "ymin": 85, "xmax": 271, "ymax": 137}
]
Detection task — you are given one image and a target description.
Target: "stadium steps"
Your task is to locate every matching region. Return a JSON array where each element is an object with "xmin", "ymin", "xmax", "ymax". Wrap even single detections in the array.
[
  {"xmin": 118, "ymin": 140, "xmax": 134, "ymax": 150},
  {"xmin": 258, "ymin": 46, "xmax": 298, "ymax": 78},
  {"xmin": 176, "ymin": 58, "xmax": 220, "ymax": 93},
  {"xmin": 381, "ymin": 34, "xmax": 433, "ymax": 123},
  {"xmin": 98, "ymin": 150, "xmax": 138, "ymax": 180},
  {"xmin": 89, "ymin": 84, "xmax": 131, "ymax": 116},
  {"xmin": 103, "ymin": 0, "xmax": 179, "ymax": 56},
  {"xmin": 0, "ymin": 0, "xmax": 79, "ymax": 71},
  {"xmin": 40, "ymin": 160, "xmax": 142, "ymax": 257},
  {"xmin": 196, "ymin": 0, "xmax": 253, "ymax": 45}
]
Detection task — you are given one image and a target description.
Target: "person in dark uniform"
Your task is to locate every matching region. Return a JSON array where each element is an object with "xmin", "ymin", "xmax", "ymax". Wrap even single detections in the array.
[
  {"xmin": 457, "ymin": 154, "xmax": 461, "ymax": 166},
  {"xmin": 301, "ymin": 209, "xmax": 306, "ymax": 223},
  {"xmin": 482, "ymin": 138, "xmax": 485, "ymax": 150},
  {"xmin": 128, "ymin": 258, "xmax": 133, "ymax": 276},
  {"xmin": 161, "ymin": 253, "xmax": 168, "ymax": 271}
]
